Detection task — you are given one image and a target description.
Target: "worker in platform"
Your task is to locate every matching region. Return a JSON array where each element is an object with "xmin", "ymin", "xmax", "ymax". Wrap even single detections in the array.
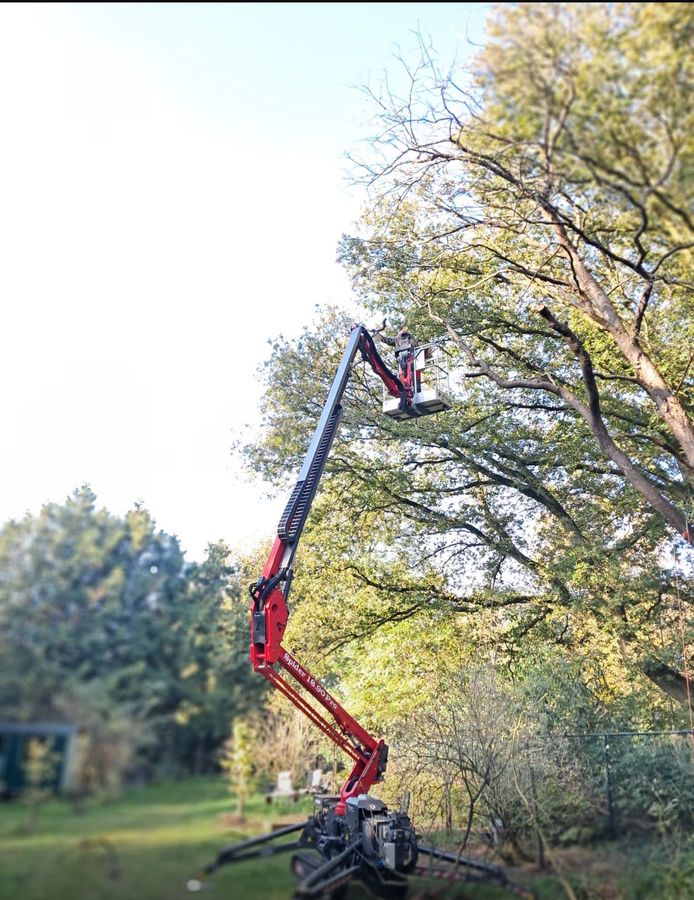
[{"xmin": 374, "ymin": 321, "xmax": 415, "ymax": 381}]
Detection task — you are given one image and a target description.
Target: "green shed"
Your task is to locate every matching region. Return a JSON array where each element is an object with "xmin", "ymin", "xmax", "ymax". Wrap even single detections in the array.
[{"xmin": 0, "ymin": 722, "xmax": 78, "ymax": 796}]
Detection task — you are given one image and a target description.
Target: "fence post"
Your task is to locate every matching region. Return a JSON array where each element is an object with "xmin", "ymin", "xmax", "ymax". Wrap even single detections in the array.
[
  {"xmin": 528, "ymin": 750, "xmax": 545, "ymax": 870},
  {"xmin": 601, "ymin": 735, "xmax": 616, "ymax": 837}
]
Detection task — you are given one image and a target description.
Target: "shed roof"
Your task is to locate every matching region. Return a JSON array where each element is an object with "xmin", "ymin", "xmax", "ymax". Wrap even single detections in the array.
[{"xmin": 0, "ymin": 722, "xmax": 76, "ymax": 737}]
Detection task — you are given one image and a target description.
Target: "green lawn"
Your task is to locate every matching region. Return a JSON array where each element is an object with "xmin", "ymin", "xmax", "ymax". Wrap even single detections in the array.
[
  {"xmin": 0, "ymin": 779, "xmax": 523, "ymax": 900},
  {"xmin": 0, "ymin": 779, "xmax": 307, "ymax": 900},
  {"xmin": 5, "ymin": 777, "xmax": 690, "ymax": 900}
]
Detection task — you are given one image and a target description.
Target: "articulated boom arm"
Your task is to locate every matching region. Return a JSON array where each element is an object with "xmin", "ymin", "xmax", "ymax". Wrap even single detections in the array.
[
  {"xmin": 192, "ymin": 328, "xmax": 530, "ymax": 900},
  {"xmin": 249, "ymin": 326, "xmax": 404, "ymax": 816}
]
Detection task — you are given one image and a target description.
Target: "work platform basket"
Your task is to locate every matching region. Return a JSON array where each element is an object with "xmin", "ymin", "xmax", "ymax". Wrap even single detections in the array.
[{"xmin": 383, "ymin": 342, "xmax": 454, "ymax": 420}]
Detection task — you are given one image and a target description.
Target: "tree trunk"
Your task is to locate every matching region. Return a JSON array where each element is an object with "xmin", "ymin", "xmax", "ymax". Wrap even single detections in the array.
[
  {"xmin": 637, "ymin": 661, "xmax": 693, "ymax": 707},
  {"xmin": 554, "ymin": 223, "xmax": 694, "ymax": 472}
]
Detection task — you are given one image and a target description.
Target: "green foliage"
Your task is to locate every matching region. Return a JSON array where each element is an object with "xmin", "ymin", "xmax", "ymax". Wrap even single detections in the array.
[
  {"xmin": 247, "ymin": 306, "xmax": 689, "ymax": 730},
  {"xmin": 164, "ymin": 541, "xmax": 262, "ymax": 777},
  {"xmin": 245, "ymin": 702, "xmax": 332, "ymax": 792},
  {"xmin": 242, "ymin": 3, "xmax": 694, "ymax": 736},
  {"xmin": 608, "ymin": 735, "xmax": 694, "ymax": 834},
  {"xmin": 653, "ymin": 855, "xmax": 694, "ymax": 900},
  {"xmin": 61, "ymin": 681, "xmax": 146, "ymax": 799},
  {"xmin": 0, "ymin": 487, "xmax": 184, "ymax": 719},
  {"xmin": 614, "ymin": 837, "xmax": 694, "ymax": 900},
  {"xmin": 220, "ymin": 719, "xmax": 255, "ymax": 818},
  {"xmin": 341, "ymin": 3, "xmax": 694, "ymax": 541},
  {"xmin": 22, "ymin": 739, "xmax": 61, "ymax": 832},
  {"xmin": 0, "ymin": 778, "xmax": 311, "ymax": 900},
  {"xmin": 0, "ymin": 487, "xmax": 260, "ymax": 786}
]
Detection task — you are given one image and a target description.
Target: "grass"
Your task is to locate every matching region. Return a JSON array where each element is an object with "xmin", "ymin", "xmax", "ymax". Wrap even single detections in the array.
[
  {"xmin": 0, "ymin": 779, "xmax": 524, "ymax": 900},
  {"xmin": 0, "ymin": 778, "xmax": 307, "ymax": 900},
  {"xmin": 2, "ymin": 777, "xmax": 692, "ymax": 899}
]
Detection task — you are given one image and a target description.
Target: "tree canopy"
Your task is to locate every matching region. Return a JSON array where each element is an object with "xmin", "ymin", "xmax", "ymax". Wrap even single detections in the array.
[
  {"xmin": 246, "ymin": 3, "xmax": 693, "ymax": 724},
  {"xmin": 0, "ymin": 486, "xmax": 259, "ymax": 782}
]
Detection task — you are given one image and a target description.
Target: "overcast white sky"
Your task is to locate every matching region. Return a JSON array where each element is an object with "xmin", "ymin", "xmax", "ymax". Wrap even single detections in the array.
[{"xmin": 0, "ymin": 3, "xmax": 488, "ymax": 560}]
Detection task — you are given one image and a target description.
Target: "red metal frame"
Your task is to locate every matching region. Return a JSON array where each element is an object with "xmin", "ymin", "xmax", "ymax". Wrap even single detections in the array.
[
  {"xmin": 250, "ymin": 537, "xmax": 289, "ymax": 665},
  {"xmin": 249, "ymin": 536, "xmax": 387, "ymax": 815},
  {"xmin": 359, "ymin": 332, "xmax": 404, "ymax": 399},
  {"xmin": 259, "ymin": 648, "xmax": 386, "ymax": 815},
  {"xmin": 248, "ymin": 327, "xmax": 402, "ymax": 815}
]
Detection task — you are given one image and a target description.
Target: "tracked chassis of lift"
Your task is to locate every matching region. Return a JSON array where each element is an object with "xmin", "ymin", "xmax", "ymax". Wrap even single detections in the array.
[{"xmin": 189, "ymin": 793, "xmax": 534, "ymax": 899}]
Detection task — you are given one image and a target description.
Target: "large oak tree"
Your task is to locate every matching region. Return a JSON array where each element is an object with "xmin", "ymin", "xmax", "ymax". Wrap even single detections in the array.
[{"xmin": 248, "ymin": 5, "xmax": 693, "ymax": 716}]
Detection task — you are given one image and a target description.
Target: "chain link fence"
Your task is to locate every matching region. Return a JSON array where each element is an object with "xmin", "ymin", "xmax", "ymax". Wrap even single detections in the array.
[{"xmin": 526, "ymin": 729, "xmax": 694, "ymax": 844}]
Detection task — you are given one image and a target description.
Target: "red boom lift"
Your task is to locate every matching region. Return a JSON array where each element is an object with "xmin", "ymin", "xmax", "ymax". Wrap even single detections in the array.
[{"xmin": 189, "ymin": 326, "xmax": 531, "ymax": 899}]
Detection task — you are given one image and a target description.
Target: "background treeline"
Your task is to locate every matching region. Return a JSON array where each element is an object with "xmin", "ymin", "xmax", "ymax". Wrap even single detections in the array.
[{"xmin": 0, "ymin": 486, "xmax": 263, "ymax": 790}]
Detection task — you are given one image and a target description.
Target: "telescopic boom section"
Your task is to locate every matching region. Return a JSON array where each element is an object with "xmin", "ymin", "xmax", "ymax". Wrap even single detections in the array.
[{"xmin": 249, "ymin": 326, "xmax": 404, "ymax": 815}]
